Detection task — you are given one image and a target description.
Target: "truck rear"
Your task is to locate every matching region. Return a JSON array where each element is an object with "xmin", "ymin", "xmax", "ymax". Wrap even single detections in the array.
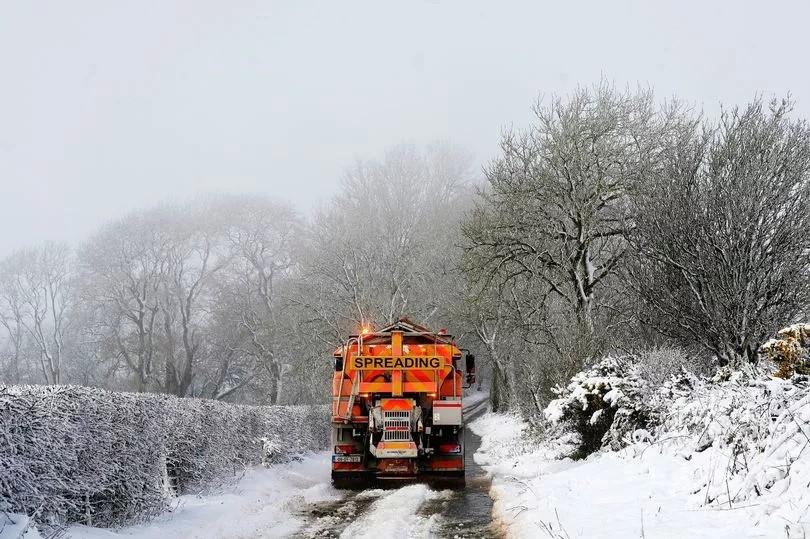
[{"xmin": 330, "ymin": 318, "xmax": 475, "ymax": 482}]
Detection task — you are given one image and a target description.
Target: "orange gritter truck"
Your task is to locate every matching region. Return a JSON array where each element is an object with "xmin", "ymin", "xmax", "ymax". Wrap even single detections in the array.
[{"xmin": 331, "ymin": 318, "xmax": 475, "ymax": 482}]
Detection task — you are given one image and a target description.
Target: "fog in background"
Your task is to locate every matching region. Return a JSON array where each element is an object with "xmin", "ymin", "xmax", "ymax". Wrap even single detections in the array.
[{"xmin": 2, "ymin": 0, "xmax": 809, "ymax": 255}]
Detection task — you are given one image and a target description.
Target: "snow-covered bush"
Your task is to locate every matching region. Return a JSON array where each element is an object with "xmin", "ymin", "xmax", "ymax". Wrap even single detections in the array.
[
  {"xmin": 0, "ymin": 385, "xmax": 328, "ymax": 529},
  {"xmin": 521, "ymin": 343, "xmax": 810, "ymax": 530},
  {"xmin": 544, "ymin": 355, "xmax": 661, "ymax": 457},
  {"xmin": 654, "ymin": 370, "xmax": 810, "ymax": 510},
  {"xmin": 553, "ymin": 352, "xmax": 810, "ymax": 515}
]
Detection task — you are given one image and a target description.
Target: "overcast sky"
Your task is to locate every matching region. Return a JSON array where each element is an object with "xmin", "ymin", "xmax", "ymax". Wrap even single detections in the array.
[{"xmin": 1, "ymin": 0, "xmax": 808, "ymax": 256}]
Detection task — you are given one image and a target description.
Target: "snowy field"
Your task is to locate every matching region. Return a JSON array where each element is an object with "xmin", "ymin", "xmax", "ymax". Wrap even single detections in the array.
[{"xmin": 471, "ymin": 411, "xmax": 804, "ymax": 538}]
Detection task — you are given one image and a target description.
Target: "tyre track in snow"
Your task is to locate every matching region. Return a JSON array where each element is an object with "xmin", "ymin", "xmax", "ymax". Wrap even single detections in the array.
[
  {"xmin": 293, "ymin": 482, "xmax": 445, "ymax": 538},
  {"xmin": 292, "ymin": 489, "xmax": 384, "ymax": 538},
  {"xmin": 296, "ymin": 394, "xmax": 501, "ymax": 538}
]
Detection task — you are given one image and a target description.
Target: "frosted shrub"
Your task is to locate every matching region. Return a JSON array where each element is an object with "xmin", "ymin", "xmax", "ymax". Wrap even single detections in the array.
[{"xmin": 636, "ymin": 347, "xmax": 711, "ymax": 384}]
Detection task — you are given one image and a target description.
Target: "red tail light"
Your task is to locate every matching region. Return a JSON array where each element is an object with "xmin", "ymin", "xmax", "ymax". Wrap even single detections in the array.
[
  {"xmin": 438, "ymin": 443, "xmax": 461, "ymax": 454},
  {"xmin": 334, "ymin": 444, "xmax": 357, "ymax": 454}
]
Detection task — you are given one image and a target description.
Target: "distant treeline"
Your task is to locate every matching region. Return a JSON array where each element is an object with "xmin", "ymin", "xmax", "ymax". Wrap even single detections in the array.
[{"xmin": 1, "ymin": 83, "xmax": 808, "ymax": 417}]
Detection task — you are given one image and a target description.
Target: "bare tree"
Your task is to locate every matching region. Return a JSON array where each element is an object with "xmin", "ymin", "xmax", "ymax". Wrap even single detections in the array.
[
  {"xmin": 630, "ymin": 98, "xmax": 810, "ymax": 365},
  {"xmin": 453, "ymin": 278, "xmax": 519, "ymax": 411},
  {"xmin": 79, "ymin": 209, "xmax": 171, "ymax": 392},
  {"xmin": 159, "ymin": 215, "xmax": 225, "ymax": 397},
  {"xmin": 0, "ymin": 243, "xmax": 74, "ymax": 384},
  {"xmin": 298, "ymin": 142, "xmax": 474, "ymax": 338},
  {"xmin": 201, "ymin": 196, "xmax": 300, "ymax": 404},
  {"xmin": 0, "ymin": 263, "xmax": 27, "ymax": 383}
]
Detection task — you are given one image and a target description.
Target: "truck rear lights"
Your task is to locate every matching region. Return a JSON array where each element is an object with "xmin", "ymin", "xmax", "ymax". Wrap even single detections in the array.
[{"xmin": 334, "ymin": 444, "xmax": 357, "ymax": 454}]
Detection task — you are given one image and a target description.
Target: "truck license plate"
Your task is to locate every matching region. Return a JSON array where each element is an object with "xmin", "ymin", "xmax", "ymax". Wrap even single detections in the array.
[{"xmin": 333, "ymin": 455, "xmax": 362, "ymax": 463}]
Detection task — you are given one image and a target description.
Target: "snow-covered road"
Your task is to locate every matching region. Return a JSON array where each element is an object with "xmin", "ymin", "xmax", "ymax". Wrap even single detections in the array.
[{"xmin": 61, "ymin": 454, "xmax": 458, "ymax": 539}]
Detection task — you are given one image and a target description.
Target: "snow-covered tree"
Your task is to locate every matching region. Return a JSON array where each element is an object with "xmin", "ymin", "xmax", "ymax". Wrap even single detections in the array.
[
  {"xmin": 465, "ymin": 84, "xmax": 657, "ymax": 341},
  {"xmin": 461, "ymin": 83, "xmax": 674, "ymax": 412},
  {"xmin": 631, "ymin": 98, "xmax": 810, "ymax": 365}
]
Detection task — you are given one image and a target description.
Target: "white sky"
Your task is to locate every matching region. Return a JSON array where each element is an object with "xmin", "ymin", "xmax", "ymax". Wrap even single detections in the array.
[{"xmin": 1, "ymin": 0, "xmax": 808, "ymax": 256}]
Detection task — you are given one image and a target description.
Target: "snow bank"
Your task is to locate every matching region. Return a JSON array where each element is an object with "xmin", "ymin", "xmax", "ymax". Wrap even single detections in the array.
[
  {"xmin": 472, "ymin": 358, "xmax": 810, "ymax": 538},
  {"xmin": 0, "ymin": 514, "xmax": 43, "ymax": 539},
  {"xmin": 0, "ymin": 385, "xmax": 328, "ymax": 532},
  {"xmin": 472, "ymin": 411, "xmax": 798, "ymax": 538},
  {"xmin": 657, "ymin": 372, "xmax": 810, "ymax": 527}
]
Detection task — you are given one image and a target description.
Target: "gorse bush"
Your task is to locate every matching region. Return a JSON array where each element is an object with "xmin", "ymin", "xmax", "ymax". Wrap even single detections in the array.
[
  {"xmin": 0, "ymin": 385, "xmax": 328, "ymax": 528},
  {"xmin": 544, "ymin": 355, "xmax": 662, "ymax": 458},
  {"xmin": 760, "ymin": 323, "xmax": 810, "ymax": 378}
]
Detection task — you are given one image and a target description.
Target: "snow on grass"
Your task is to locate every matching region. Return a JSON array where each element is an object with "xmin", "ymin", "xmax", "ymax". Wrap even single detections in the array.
[
  {"xmin": 339, "ymin": 484, "xmax": 451, "ymax": 539},
  {"xmin": 63, "ymin": 452, "xmax": 337, "ymax": 539},
  {"xmin": 470, "ymin": 412, "xmax": 794, "ymax": 538}
]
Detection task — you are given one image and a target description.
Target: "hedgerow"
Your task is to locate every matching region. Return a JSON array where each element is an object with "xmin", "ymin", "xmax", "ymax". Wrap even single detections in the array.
[{"xmin": 0, "ymin": 385, "xmax": 328, "ymax": 528}]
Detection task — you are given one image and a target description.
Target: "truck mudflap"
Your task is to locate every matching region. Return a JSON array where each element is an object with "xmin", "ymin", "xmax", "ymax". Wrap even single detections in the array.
[
  {"xmin": 424, "ymin": 455, "xmax": 465, "ymax": 472},
  {"xmin": 331, "ymin": 469, "xmax": 375, "ymax": 487}
]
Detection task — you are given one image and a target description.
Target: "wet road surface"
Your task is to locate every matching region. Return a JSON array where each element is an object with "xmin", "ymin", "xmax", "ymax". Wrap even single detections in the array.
[{"xmin": 419, "ymin": 396, "xmax": 500, "ymax": 538}]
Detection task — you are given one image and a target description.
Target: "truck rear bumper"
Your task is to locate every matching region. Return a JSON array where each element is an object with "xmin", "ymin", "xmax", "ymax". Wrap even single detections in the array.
[{"xmin": 331, "ymin": 455, "xmax": 464, "ymax": 482}]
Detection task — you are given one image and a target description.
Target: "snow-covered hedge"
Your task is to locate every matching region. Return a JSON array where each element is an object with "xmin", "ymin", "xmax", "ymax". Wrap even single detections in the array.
[{"xmin": 0, "ymin": 385, "xmax": 328, "ymax": 529}]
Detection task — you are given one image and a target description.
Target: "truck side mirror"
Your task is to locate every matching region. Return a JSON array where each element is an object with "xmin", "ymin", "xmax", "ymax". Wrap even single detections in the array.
[
  {"xmin": 334, "ymin": 357, "xmax": 343, "ymax": 372},
  {"xmin": 465, "ymin": 353, "xmax": 476, "ymax": 384}
]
